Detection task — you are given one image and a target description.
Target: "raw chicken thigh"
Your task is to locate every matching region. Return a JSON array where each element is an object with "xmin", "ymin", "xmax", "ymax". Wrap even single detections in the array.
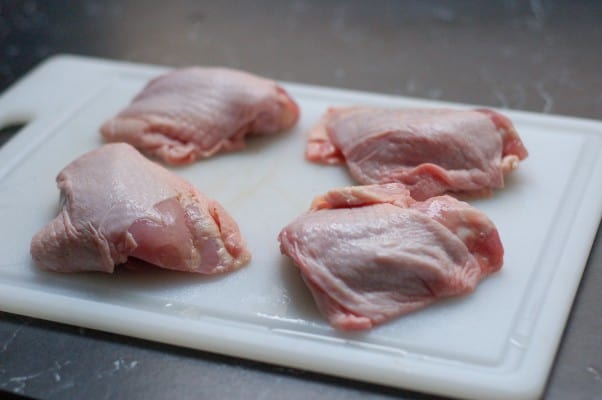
[
  {"xmin": 278, "ymin": 183, "xmax": 503, "ymax": 330},
  {"xmin": 101, "ymin": 67, "xmax": 299, "ymax": 165},
  {"xmin": 306, "ymin": 107, "xmax": 528, "ymax": 200},
  {"xmin": 31, "ymin": 143, "xmax": 250, "ymax": 274}
]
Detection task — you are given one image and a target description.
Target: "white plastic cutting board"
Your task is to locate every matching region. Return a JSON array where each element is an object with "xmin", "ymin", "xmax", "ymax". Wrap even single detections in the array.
[{"xmin": 1, "ymin": 55, "xmax": 601, "ymax": 400}]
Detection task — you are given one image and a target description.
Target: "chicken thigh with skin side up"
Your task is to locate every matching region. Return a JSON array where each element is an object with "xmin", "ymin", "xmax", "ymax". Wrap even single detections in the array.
[
  {"xmin": 101, "ymin": 67, "xmax": 300, "ymax": 165},
  {"xmin": 306, "ymin": 107, "xmax": 528, "ymax": 200},
  {"xmin": 278, "ymin": 183, "xmax": 503, "ymax": 331},
  {"xmin": 30, "ymin": 143, "xmax": 250, "ymax": 274}
]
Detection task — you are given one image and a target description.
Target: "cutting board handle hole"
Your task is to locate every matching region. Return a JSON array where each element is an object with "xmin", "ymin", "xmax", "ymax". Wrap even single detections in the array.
[{"xmin": 0, "ymin": 121, "xmax": 28, "ymax": 148}]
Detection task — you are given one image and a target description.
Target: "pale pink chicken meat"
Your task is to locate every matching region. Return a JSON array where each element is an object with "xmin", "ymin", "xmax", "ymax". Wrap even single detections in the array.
[
  {"xmin": 278, "ymin": 183, "xmax": 503, "ymax": 330},
  {"xmin": 101, "ymin": 67, "xmax": 299, "ymax": 165},
  {"xmin": 306, "ymin": 107, "xmax": 528, "ymax": 200},
  {"xmin": 30, "ymin": 143, "xmax": 250, "ymax": 274}
]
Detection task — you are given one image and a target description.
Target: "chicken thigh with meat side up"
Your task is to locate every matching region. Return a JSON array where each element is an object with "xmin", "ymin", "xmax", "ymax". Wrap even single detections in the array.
[
  {"xmin": 101, "ymin": 67, "xmax": 300, "ymax": 165},
  {"xmin": 31, "ymin": 143, "xmax": 250, "ymax": 274},
  {"xmin": 306, "ymin": 107, "xmax": 528, "ymax": 200},
  {"xmin": 278, "ymin": 183, "xmax": 503, "ymax": 331}
]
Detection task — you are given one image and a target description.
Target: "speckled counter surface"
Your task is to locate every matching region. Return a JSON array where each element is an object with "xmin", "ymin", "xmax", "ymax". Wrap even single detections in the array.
[{"xmin": 0, "ymin": 1, "xmax": 600, "ymax": 399}]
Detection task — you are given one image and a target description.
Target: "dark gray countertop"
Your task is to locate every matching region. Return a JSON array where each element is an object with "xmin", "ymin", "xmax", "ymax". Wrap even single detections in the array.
[{"xmin": 1, "ymin": 1, "xmax": 601, "ymax": 399}]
